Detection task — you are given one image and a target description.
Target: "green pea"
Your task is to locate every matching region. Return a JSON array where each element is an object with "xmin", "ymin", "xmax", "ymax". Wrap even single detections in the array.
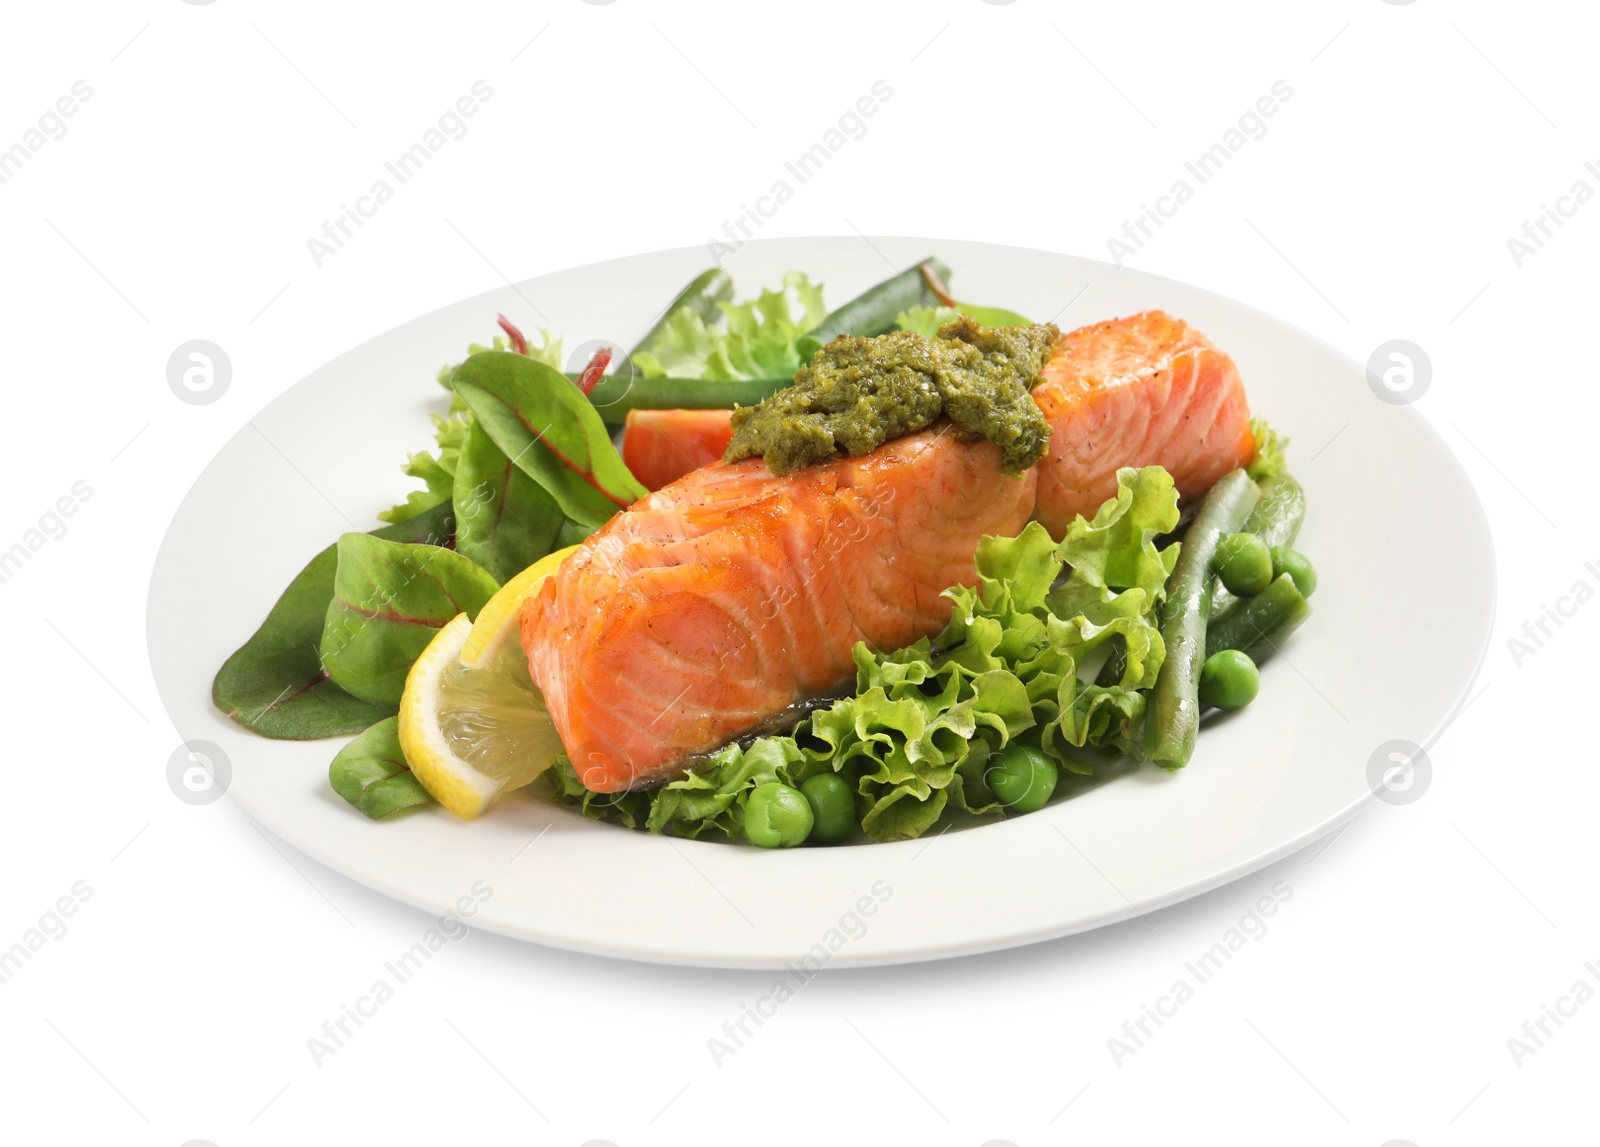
[
  {"xmin": 1214, "ymin": 532, "xmax": 1273, "ymax": 596},
  {"xmin": 987, "ymin": 744, "xmax": 1059, "ymax": 813},
  {"xmin": 1199, "ymin": 649, "xmax": 1260, "ymax": 711},
  {"xmin": 744, "ymin": 782, "xmax": 813, "ymax": 848},
  {"xmin": 800, "ymin": 773, "xmax": 855, "ymax": 844},
  {"xmin": 1269, "ymin": 546, "xmax": 1317, "ymax": 598}
]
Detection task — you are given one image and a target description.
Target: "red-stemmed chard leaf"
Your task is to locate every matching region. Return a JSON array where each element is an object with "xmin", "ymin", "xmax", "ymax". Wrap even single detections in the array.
[
  {"xmin": 496, "ymin": 313, "xmax": 529, "ymax": 356},
  {"xmin": 212, "ymin": 500, "xmax": 457, "ymax": 739},
  {"xmin": 575, "ymin": 347, "xmax": 612, "ymax": 396},
  {"xmin": 319, "ymin": 533, "xmax": 500, "ymax": 705},
  {"xmin": 449, "ymin": 350, "xmax": 647, "ymax": 528}
]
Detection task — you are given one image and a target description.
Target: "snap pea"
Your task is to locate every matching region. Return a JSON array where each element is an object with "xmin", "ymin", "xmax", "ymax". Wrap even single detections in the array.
[
  {"xmin": 1144, "ymin": 469, "xmax": 1260, "ymax": 770},
  {"xmin": 1206, "ymin": 573, "xmax": 1312, "ymax": 659},
  {"xmin": 801, "ymin": 257, "xmax": 954, "ymax": 349},
  {"xmin": 616, "ymin": 268, "xmax": 734, "ymax": 379},
  {"xmin": 1213, "ymin": 472, "xmax": 1306, "ymax": 618}
]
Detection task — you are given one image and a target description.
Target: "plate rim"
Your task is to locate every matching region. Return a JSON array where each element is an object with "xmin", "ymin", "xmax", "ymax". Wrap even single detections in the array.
[{"xmin": 146, "ymin": 235, "xmax": 1498, "ymax": 968}]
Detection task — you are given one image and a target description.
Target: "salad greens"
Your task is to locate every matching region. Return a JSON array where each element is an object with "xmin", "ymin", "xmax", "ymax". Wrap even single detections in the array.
[
  {"xmin": 379, "ymin": 330, "xmax": 562, "ymax": 526},
  {"xmin": 631, "ymin": 270, "xmax": 827, "ymax": 381},
  {"xmin": 328, "ymin": 717, "xmax": 432, "ymax": 818},
  {"xmin": 319, "ymin": 533, "xmax": 501, "ymax": 706},
  {"xmin": 451, "ymin": 421, "xmax": 568, "ymax": 584},
  {"xmin": 212, "ymin": 500, "xmax": 455, "ymax": 739},
  {"xmin": 544, "ymin": 466, "xmax": 1183, "ymax": 842},
  {"xmin": 451, "ymin": 351, "xmax": 648, "ymax": 526}
]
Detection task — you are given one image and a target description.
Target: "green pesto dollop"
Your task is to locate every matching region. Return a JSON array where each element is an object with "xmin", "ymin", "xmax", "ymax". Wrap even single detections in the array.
[{"xmin": 723, "ymin": 317, "xmax": 1060, "ymax": 476}]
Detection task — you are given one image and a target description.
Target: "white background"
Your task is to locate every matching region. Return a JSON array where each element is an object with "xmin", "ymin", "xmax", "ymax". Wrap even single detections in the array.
[{"xmin": 2, "ymin": 1, "xmax": 1595, "ymax": 1144}]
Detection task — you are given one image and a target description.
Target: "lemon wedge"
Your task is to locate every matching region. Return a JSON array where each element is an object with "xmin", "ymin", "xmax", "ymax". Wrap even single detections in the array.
[
  {"xmin": 460, "ymin": 545, "xmax": 576, "ymax": 669},
  {"xmin": 398, "ymin": 546, "xmax": 576, "ymax": 820}
]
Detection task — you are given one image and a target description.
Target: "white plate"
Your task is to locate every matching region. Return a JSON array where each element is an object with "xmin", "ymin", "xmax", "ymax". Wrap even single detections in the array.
[{"xmin": 147, "ymin": 237, "xmax": 1494, "ymax": 968}]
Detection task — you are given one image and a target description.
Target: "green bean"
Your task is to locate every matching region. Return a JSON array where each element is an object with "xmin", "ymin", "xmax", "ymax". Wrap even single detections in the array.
[
  {"xmin": 616, "ymin": 268, "xmax": 734, "ymax": 378},
  {"xmin": 1213, "ymin": 472, "xmax": 1306, "ymax": 618},
  {"xmin": 1144, "ymin": 469, "xmax": 1260, "ymax": 769},
  {"xmin": 1244, "ymin": 472, "xmax": 1306, "ymax": 549},
  {"xmin": 581, "ymin": 373, "xmax": 785, "ymax": 425},
  {"xmin": 1206, "ymin": 573, "xmax": 1312, "ymax": 659},
  {"xmin": 802, "ymin": 257, "xmax": 954, "ymax": 347}
]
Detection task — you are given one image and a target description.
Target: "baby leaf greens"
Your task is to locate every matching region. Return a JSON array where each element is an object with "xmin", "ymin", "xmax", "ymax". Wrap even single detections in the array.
[
  {"xmin": 451, "ymin": 351, "xmax": 648, "ymax": 527},
  {"xmin": 328, "ymin": 717, "xmax": 432, "ymax": 818},
  {"xmin": 631, "ymin": 271, "xmax": 827, "ymax": 382},
  {"xmin": 451, "ymin": 420, "xmax": 567, "ymax": 584},
  {"xmin": 546, "ymin": 466, "xmax": 1183, "ymax": 842},
  {"xmin": 320, "ymin": 533, "xmax": 500, "ymax": 705},
  {"xmin": 213, "ymin": 500, "xmax": 456, "ymax": 739}
]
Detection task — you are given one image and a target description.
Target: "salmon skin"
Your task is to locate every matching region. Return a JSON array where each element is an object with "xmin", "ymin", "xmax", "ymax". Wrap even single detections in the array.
[
  {"xmin": 521, "ymin": 429, "xmax": 1036, "ymax": 792},
  {"xmin": 1031, "ymin": 311, "xmax": 1254, "ymax": 539}
]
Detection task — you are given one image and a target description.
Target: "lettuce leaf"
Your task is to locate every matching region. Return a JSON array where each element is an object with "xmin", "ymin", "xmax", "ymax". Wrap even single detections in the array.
[
  {"xmin": 894, "ymin": 305, "xmax": 963, "ymax": 338},
  {"xmin": 379, "ymin": 413, "xmax": 470, "ymax": 524},
  {"xmin": 545, "ymin": 466, "xmax": 1183, "ymax": 842},
  {"xmin": 632, "ymin": 271, "xmax": 827, "ymax": 382},
  {"xmin": 897, "ymin": 303, "xmax": 1032, "ymax": 336},
  {"xmin": 1246, "ymin": 418, "xmax": 1288, "ymax": 481},
  {"xmin": 1054, "ymin": 464, "xmax": 1181, "ymax": 602}
]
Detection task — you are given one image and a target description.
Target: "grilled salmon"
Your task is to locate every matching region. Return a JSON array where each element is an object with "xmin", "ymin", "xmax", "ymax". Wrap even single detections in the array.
[
  {"xmin": 521, "ymin": 428, "xmax": 1036, "ymax": 791},
  {"xmin": 621, "ymin": 408, "xmax": 736, "ymax": 492},
  {"xmin": 1031, "ymin": 311, "xmax": 1254, "ymax": 538}
]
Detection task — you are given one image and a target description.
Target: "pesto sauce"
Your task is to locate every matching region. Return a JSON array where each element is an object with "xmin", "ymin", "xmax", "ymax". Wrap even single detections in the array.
[{"xmin": 724, "ymin": 318, "xmax": 1059, "ymax": 476}]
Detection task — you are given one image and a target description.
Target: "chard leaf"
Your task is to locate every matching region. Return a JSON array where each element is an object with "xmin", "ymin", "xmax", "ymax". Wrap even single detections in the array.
[
  {"xmin": 452, "ymin": 420, "xmax": 565, "ymax": 583},
  {"xmin": 329, "ymin": 716, "xmax": 434, "ymax": 818},
  {"xmin": 319, "ymin": 534, "xmax": 499, "ymax": 705},
  {"xmin": 212, "ymin": 500, "xmax": 455, "ymax": 740},
  {"xmin": 451, "ymin": 350, "xmax": 647, "ymax": 528}
]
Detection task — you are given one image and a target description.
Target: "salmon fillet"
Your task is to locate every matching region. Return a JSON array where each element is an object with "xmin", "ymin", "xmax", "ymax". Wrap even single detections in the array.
[
  {"xmin": 621, "ymin": 408, "xmax": 736, "ymax": 491},
  {"xmin": 521, "ymin": 428, "xmax": 1036, "ymax": 791},
  {"xmin": 1031, "ymin": 311, "xmax": 1254, "ymax": 539}
]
